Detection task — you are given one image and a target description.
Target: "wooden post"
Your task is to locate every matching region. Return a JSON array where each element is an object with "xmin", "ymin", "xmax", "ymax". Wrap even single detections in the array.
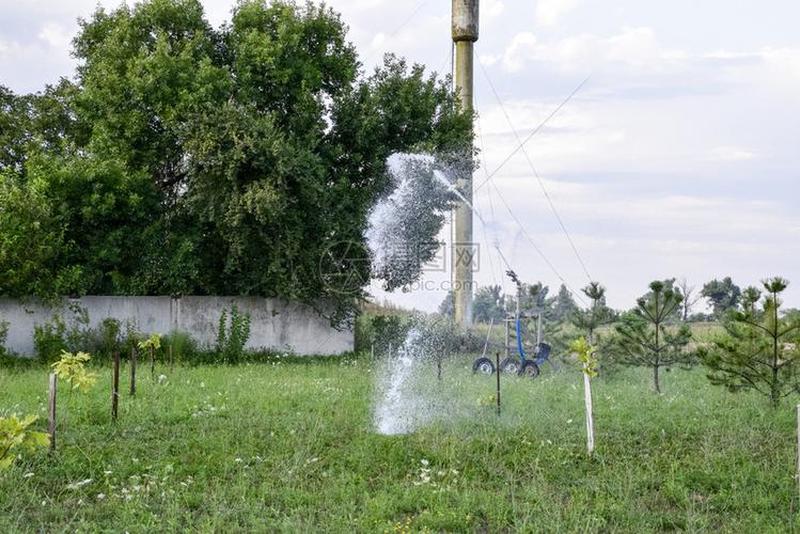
[
  {"xmin": 584, "ymin": 371, "xmax": 595, "ymax": 455},
  {"xmin": 495, "ymin": 352, "xmax": 501, "ymax": 416},
  {"xmin": 796, "ymin": 404, "xmax": 800, "ymax": 503},
  {"xmin": 112, "ymin": 351, "xmax": 120, "ymax": 421},
  {"xmin": 130, "ymin": 347, "xmax": 137, "ymax": 396},
  {"xmin": 48, "ymin": 373, "xmax": 57, "ymax": 452}
]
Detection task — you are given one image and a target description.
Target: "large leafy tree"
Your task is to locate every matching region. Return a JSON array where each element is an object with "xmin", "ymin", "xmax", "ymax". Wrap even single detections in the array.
[
  {"xmin": 0, "ymin": 0, "xmax": 471, "ymax": 324},
  {"xmin": 611, "ymin": 280, "xmax": 693, "ymax": 393},
  {"xmin": 699, "ymin": 278, "xmax": 800, "ymax": 406},
  {"xmin": 702, "ymin": 276, "xmax": 742, "ymax": 319}
]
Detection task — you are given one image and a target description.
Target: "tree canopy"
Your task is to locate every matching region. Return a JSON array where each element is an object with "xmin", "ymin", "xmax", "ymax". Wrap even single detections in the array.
[{"xmin": 0, "ymin": 0, "xmax": 471, "ymax": 324}]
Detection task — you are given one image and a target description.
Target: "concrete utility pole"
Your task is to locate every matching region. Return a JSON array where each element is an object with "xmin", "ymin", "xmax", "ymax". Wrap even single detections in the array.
[{"xmin": 451, "ymin": 0, "xmax": 479, "ymax": 328}]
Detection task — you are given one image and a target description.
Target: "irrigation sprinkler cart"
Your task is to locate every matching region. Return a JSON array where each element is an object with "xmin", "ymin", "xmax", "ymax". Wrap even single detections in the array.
[
  {"xmin": 472, "ymin": 311, "xmax": 551, "ymax": 378},
  {"xmin": 472, "ymin": 268, "xmax": 552, "ymax": 378}
]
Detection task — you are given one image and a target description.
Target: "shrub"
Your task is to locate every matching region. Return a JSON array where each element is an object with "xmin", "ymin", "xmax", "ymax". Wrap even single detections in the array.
[
  {"xmin": 355, "ymin": 313, "xmax": 410, "ymax": 356},
  {"xmin": 216, "ymin": 305, "xmax": 251, "ymax": 364},
  {"xmin": 33, "ymin": 316, "xmax": 69, "ymax": 363},
  {"xmin": 163, "ymin": 330, "xmax": 200, "ymax": 364},
  {"xmin": 0, "ymin": 415, "xmax": 50, "ymax": 470},
  {"xmin": 0, "ymin": 319, "xmax": 8, "ymax": 358},
  {"xmin": 51, "ymin": 351, "xmax": 98, "ymax": 393}
]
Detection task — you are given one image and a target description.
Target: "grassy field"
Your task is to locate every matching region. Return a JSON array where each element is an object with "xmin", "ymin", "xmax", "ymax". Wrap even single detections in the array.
[{"xmin": 0, "ymin": 356, "xmax": 798, "ymax": 532}]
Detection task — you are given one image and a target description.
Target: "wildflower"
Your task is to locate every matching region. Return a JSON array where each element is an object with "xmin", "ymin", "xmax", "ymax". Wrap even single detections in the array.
[
  {"xmin": 420, "ymin": 459, "xmax": 429, "ymax": 467},
  {"xmin": 96, "ymin": 493, "xmax": 106, "ymax": 500},
  {"xmin": 23, "ymin": 472, "xmax": 34, "ymax": 478},
  {"xmin": 66, "ymin": 478, "xmax": 93, "ymax": 490},
  {"xmin": 158, "ymin": 375, "xmax": 168, "ymax": 384}
]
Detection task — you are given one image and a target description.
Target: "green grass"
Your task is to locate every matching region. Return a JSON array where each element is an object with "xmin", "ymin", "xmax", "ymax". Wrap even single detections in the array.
[{"xmin": 1, "ymin": 356, "xmax": 798, "ymax": 532}]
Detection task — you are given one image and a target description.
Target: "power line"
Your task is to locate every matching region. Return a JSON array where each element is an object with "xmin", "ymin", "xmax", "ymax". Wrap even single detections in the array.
[
  {"xmin": 489, "ymin": 180, "xmax": 587, "ymax": 306},
  {"xmin": 474, "ymin": 74, "xmax": 591, "ymax": 194},
  {"xmin": 477, "ymin": 59, "xmax": 593, "ymax": 282}
]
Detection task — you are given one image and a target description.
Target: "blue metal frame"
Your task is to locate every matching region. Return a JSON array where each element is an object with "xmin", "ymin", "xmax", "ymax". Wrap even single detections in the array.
[{"xmin": 515, "ymin": 315, "xmax": 551, "ymax": 366}]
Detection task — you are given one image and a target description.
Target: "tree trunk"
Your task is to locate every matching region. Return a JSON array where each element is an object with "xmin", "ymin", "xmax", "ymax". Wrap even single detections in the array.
[{"xmin": 653, "ymin": 365, "xmax": 661, "ymax": 394}]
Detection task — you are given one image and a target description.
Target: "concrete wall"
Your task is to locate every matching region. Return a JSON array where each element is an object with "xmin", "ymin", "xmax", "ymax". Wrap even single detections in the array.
[{"xmin": 0, "ymin": 296, "xmax": 353, "ymax": 356}]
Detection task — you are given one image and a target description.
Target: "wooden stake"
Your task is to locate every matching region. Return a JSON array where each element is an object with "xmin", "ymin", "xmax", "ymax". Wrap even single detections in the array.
[
  {"xmin": 130, "ymin": 347, "xmax": 137, "ymax": 396},
  {"xmin": 584, "ymin": 371, "xmax": 595, "ymax": 455},
  {"xmin": 112, "ymin": 351, "xmax": 120, "ymax": 421},
  {"xmin": 48, "ymin": 373, "xmax": 57, "ymax": 452},
  {"xmin": 796, "ymin": 404, "xmax": 800, "ymax": 503},
  {"xmin": 495, "ymin": 352, "xmax": 501, "ymax": 416}
]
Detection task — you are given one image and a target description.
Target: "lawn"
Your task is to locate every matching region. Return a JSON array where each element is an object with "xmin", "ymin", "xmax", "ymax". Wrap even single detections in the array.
[{"xmin": 0, "ymin": 356, "xmax": 797, "ymax": 532}]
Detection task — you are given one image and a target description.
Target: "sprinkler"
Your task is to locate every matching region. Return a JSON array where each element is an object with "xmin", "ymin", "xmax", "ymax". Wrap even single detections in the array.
[{"xmin": 472, "ymin": 269, "xmax": 552, "ymax": 378}]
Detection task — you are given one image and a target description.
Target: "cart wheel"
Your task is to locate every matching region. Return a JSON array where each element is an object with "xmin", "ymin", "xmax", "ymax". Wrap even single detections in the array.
[
  {"xmin": 472, "ymin": 357, "xmax": 495, "ymax": 375},
  {"xmin": 500, "ymin": 357, "xmax": 520, "ymax": 375},
  {"xmin": 520, "ymin": 361, "xmax": 540, "ymax": 378}
]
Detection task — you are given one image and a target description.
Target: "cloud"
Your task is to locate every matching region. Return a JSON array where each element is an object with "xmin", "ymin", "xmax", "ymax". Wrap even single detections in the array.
[
  {"xmin": 483, "ymin": 0, "xmax": 506, "ymax": 19},
  {"xmin": 500, "ymin": 27, "xmax": 688, "ymax": 74},
  {"xmin": 38, "ymin": 22, "xmax": 73, "ymax": 49},
  {"xmin": 707, "ymin": 146, "xmax": 757, "ymax": 162},
  {"xmin": 501, "ymin": 32, "xmax": 537, "ymax": 72},
  {"xmin": 536, "ymin": 0, "xmax": 579, "ymax": 27}
]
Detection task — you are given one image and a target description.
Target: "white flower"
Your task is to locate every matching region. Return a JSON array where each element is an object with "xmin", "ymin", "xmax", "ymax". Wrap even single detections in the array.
[
  {"xmin": 234, "ymin": 458, "xmax": 243, "ymax": 463},
  {"xmin": 23, "ymin": 472, "xmax": 34, "ymax": 478},
  {"xmin": 158, "ymin": 374, "xmax": 167, "ymax": 384},
  {"xmin": 96, "ymin": 493, "xmax": 106, "ymax": 500},
  {"xmin": 420, "ymin": 459, "xmax": 429, "ymax": 467},
  {"xmin": 67, "ymin": 478, "xmax": 93, "ymax": 490}
]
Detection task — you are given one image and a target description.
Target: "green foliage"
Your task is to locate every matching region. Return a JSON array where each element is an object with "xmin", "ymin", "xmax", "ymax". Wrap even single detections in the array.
[
  {"xmin": 138, "ymin": 333, "xmax": 162, "ymax": 353},
  {"xmin": 0, "ymin": 0, "xmax": 471, "ymax": 325},
  {"xmin": 216, "ymin": 306, "xmax": 251, "ymax": 364},
  {"xmin": 97, "ymin": 318, "xmax": 121, "ymax": 357},
  {"xmin": 548, "ymin": 284, "xmax": 578, "ymax": 323},
  {"xmin": 0, "ymin": 176, "xmax": 64, "ymax": 297},
  {"xmin": 570, "ymin": 337, "xmax": 598, "ymax": 377},
  {"xmin": 571, "ymin": 282, "xmax": 616, "ymax": 343},
  {"xmin": 572, "ymin": 282, "xmax": 616, "ymax": 372},
  {"xmin": 162, "ymin": 330, "xmax": 199, "ymax": 364},
  {"xmin": 51, "ymin": 351, "xmax": 98, "ymax": 393},
  {"xmin": 699, "ymin": 277, "xmax": 800, "ymax": 406},
  {"xmin": 33, "ymin": 316, "xmax": 69, "ymax": 364},
  {"xmin": 0, "ymin": 415, "xmax": 50, "ymax": 470},
  {"xmin": 0, "ymin": 319, "xmax": 7, "ymax": 358},
  {"xmin": 610, "ymin": 280, "xmax": 694, "ymax": 393},
  {"xmin": 354, "ymin": 313, "xmax": 410, "ymax": 356},
  {"xmin": 702, "ymin": 276, "xmax": 742, "ymax": 319},
  {"xmin": 472, "ymin": 285, "xmax": 506, "ymax": 324},
  {"xmin": 437, "ymin": 291, "xmax": 454, "ymax": 319}
]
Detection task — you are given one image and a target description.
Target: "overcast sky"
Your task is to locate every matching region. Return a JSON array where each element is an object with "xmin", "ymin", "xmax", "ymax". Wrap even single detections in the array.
[{"xmin": 1, "ymin": 0, "xmax": 798, "ymax": 311}]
